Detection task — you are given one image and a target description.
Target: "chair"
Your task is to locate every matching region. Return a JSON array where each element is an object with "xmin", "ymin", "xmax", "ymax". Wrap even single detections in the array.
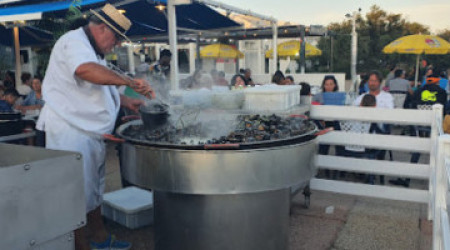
[{"xmin": 339, "ymin": 120, "xmax": 371, "ymax": 152}]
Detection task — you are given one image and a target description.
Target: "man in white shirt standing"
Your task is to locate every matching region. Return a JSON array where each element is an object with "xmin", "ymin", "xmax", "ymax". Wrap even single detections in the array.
[
  {"xmin": 353, "ymin": 70, "xmax": 394, "ymax": 185},
  {"xmin": 37, "ymin": 4, "xmax": 153, "ymax": 250}
]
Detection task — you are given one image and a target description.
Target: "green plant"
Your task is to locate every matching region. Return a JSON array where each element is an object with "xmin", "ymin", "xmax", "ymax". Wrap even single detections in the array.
[{"xmin": 33, "ymin": 0, "xmax": 84, "ymax": 77}]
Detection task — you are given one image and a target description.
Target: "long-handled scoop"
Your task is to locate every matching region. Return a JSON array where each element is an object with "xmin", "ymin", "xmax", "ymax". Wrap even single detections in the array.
[{"xmin": 109, "ymin": 62, "xmax": 159, "ymax": 101}]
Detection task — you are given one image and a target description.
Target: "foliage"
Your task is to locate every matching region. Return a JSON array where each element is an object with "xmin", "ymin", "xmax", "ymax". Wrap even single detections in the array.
[
  {"xmin": 316, "ymin": 5, "xmax": 433, "ymax": 78},
  {"xmin": 33, "ymin": 0, "xmax": 84, "ymax": 77}
]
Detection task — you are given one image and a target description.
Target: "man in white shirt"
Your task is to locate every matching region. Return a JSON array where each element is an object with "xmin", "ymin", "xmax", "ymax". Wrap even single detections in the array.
[
  {"xmin": 353, "ymin": 71, "xmax": 394, "ymax": 185},
  {"xmin": 37, "ymin": 4, "xmax": 153, "ymax": 250},
  {"xmin": 353, "ymin": 70, "xmax": 394, "ymax": 109}
]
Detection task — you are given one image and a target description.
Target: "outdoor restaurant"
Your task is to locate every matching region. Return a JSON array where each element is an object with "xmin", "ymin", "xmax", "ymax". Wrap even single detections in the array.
[{"xmin": 1, "ymin": 0, "xmax": 450, "ymax": 250}]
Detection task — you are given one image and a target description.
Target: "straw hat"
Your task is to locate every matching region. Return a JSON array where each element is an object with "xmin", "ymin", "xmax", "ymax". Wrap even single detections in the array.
[{"xmin": 90, "ymin": 4, "xmax": 132, "ymax": 42}]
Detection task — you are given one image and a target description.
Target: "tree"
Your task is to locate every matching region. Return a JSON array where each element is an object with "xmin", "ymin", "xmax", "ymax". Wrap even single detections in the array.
[
  {"xmin": 33, "ymin": 0, "xmax": 84, "ymax": 77},
  {"xmin": 317, "ymin": 5, "xmax": 430, "ymax": 78},
  {"xmin": 424, "ymin": 29, "xmax": 450, "ymax": 72}
]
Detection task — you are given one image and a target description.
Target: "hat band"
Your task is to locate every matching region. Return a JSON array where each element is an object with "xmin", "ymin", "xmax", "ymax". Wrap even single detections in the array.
[{"xmin": 98, "ymin": 10, "xmax": 127, "ymax": 34}]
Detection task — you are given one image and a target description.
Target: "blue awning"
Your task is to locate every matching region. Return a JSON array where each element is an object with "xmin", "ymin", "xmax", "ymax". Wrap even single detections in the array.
[
  {"xmin": 117, "ymin": 1, "xmax": 240, "ymax": 36},
  {"xmin": 0, "ymin": 0, "xmax": 105, "ymax": 17},
  {"xmin": 0, "ymin": 0, "xmax": 240, "ymax": 44},
  {"xmin": 45, "ymin": 0, "xmax": 240, "ymax": 36},
  {"xmin": 0, "ymin": 25, "xmax": 53, "ymax": 46}
]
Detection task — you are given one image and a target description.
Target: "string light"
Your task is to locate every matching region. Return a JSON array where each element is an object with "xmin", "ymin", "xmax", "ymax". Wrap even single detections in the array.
[{"xmin": 155, "ymin": 4, "xmax": 166, "ymax": 11}]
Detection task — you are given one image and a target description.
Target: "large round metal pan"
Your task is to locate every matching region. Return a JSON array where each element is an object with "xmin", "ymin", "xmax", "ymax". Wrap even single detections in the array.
[{"xmin": 115, "ymin": 119, "xmax": 318, "ymax": 150}]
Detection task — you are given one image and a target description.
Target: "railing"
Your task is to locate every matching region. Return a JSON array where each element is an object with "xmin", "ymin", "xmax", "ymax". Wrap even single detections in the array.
[{"xmin": 309, "ymin": 104, "xmax": 447, "ymax": 249}]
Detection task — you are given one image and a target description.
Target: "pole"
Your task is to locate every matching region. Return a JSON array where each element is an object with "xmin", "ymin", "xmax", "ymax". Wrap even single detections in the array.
[
  {"xmin": 188, "ymin": 42, "xmax": 196, "ymax": 74},
  {"xmin": 300, "ymin": 25, "xmax": 305, "ymax": 74},
  {"xmin": 126, "ymin": 44, "xmax": 135, "ymax": 75},
  {"xmin": 330, "ymin": 36, "xmax": 334, "ymax": 72},
  {"xmin": 195, "ymin": 34, "xmax": 201, "ymax": 70},
  {"xmin": 350, "ymin": 12, "xmax": 357, "ymax": 92},
  {"xmin": 235, "ymin": 40, "xmax": 240, "ymax": 74},
  {"xmin": 271, "ymin": 21, "xmax": 278, "ymax": 74},
  {"xmin": 13, "ymin": 26, "xmax": 21, "ymax": 87},
  {"xmin": 168, "ymin": 0, "xmax": 179, "ymax": 91},
  {"xmin": 414, "ymin": 54, "xmax": 420, "ymax": 87}
]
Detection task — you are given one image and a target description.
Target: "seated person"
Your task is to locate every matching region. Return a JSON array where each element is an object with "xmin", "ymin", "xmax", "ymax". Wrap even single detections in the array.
[
  {"xmin": 285, "ymin": 76, "xmax": 294, "ymax": 85},
  {"xmin": 184, "ymin": 70, "xmax": 209, "ymax": 89},
  {"xmin": 243, "ymin": 69, "xmax": 255, "ymax": 86},
  {"xmin": 341, "ymin": 94, "xmax": 380, "ymax": 184},
  {"xmin": 216, "ymin": 71, "xmax": 229, "ymax": 86},
  {"xmin": 271, "ymin": 70, "xmax": 290, "ymax": 85},
  {"xmin": 17, "ymin": 76, "xmax": 45, "ymax": 114},
  {"xmin": 0, "ymin": 88, "xmax": 20, "ymax": 112},
  {"xmin": 313, "ymin": 75, "xmax": 340, "ymax": 105},
  {"xmin": 17, "ymin": 72, "xmax": 33, "ymax": 96},
  {"xmin": 3, "ymin": 70, "xmax": 16, "ymax": 90},
  {"xmin": 230, "ymin": 74, "xmax": 246, "ymax": 90}
]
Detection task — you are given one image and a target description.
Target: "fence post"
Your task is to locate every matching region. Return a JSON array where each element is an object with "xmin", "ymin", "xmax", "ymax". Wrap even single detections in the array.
[
  {"xmin": 433, "ymin": 135, "xmax": 449, "ymax": 250},
  {"xmin": 429, "ymin": 104, "xmax": 443, "ymax": 220}
]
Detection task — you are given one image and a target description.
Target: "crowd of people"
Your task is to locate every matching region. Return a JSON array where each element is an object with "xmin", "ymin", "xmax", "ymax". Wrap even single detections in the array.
[
  {"xmin": 314, "ymin": 66, "xmax": 449, "ymax": 187},
  {"xmin": 0, "ymin": 71, "xmax": 46, "ymax": 146},
  {"xmin": 0, "ymin": 72, "xmax": 44, "ymax": 113}
]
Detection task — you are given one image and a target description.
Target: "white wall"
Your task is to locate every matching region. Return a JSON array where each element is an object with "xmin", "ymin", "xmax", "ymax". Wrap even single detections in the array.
[
  {"xmin": 251, "ymin": 73, "xmax": 346, "ymax": 91},
  {"xmin": 178, "ymin": 72, "xmax": 346, "ymax": 91},
  {"xmin": 21, "ymin": 47, "xmax": 36, "ymax": 76}
]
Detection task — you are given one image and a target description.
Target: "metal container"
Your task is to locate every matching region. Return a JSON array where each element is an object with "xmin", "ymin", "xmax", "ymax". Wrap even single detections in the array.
[
  {"xmin": 139, "ymin": 102, "xmax": 170, "ymax": 130},
  {"xmin": 0, "ymin": 143, "xmax": 85, "ymax": 250},
  {"xmin": 117, "ymin": 120, "xmax": 317, "ymax": 250}
]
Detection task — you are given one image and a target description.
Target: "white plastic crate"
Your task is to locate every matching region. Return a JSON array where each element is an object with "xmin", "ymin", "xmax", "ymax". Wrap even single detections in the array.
[
  {"xmin": 243, "ymin": 85, "xmax": 301, "ymax": 111},
  {"xmin": 102, "ymin": 187, "xmax": 153, "ymax": 229}
]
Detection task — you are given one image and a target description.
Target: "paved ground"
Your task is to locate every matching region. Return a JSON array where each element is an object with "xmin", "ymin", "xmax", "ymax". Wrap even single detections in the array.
[{"xmin": 103, "ymin": 142, "xmax": 432, "ymax": 250}]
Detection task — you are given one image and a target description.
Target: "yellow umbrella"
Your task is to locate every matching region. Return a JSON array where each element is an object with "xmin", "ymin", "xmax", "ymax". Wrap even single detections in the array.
[
  {"xmin": 265, "ymin": 40, "xmax": 322, "ymax": 58},
  {"xmin": 200, "ymin": 43, "xmax": 244, "ymax": 59},
  {"xmin": 382, "ymin": 34, "xmax": 450, "ymax": 85},
  {"xmin": 383, "ymin": 34, "xmax": 450, "ymax": 55}
]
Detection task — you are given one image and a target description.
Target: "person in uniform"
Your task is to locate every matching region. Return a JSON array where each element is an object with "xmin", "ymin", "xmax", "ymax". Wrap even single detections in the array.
[{"xmin": 36, "ymin": 4, "xmax": 154, "ymax": 250}]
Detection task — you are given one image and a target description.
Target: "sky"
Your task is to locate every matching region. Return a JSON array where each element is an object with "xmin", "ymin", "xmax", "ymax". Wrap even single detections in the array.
[{"xmin": 223, "ymin": 0, "xmax": 450, "ymax": 33}]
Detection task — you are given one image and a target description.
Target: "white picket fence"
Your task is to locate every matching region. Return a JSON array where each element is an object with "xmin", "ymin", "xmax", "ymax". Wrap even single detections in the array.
[
  {"xmin": 308, "ymin": 104, "xmax": 450, "ymax": 250},
  {"xmin": 435, "ymin": 134, "xmax": 450, "ymax": 250}
]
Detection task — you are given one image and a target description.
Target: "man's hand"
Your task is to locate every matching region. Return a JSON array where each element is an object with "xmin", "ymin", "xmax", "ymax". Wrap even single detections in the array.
[
  {"xmin": 130, "ymin": 79, "xmax": 156, "ymax": 99},
  {"xmin": 120, "ymin": 95, "xmax": 145, "ymax": 113}
]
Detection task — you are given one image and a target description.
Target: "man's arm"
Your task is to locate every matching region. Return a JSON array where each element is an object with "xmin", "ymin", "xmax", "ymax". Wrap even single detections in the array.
[
  {"xmin": 75, "ymin": 62, "xmax": 155, "ymax": 98},
  {"xmin": 75, "ymin": 62, "xmax": 132, "ymax": 86}
]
